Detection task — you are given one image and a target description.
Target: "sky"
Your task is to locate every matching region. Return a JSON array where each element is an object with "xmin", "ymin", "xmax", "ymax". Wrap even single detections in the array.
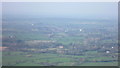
[{"xmin": 2, "ymin": 2, "xmax": 118, "ymax": 20}]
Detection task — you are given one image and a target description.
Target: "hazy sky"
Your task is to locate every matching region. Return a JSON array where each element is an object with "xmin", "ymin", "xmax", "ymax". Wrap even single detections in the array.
[{"xmin": 2, "ymin": 2, "xmax": 118, "ymax": 20}]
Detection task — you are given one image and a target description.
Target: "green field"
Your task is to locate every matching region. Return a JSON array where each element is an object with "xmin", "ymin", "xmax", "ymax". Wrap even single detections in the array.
[{"xmin": 2, "ymin": 51, "xmax": 118, "ymax": 66}]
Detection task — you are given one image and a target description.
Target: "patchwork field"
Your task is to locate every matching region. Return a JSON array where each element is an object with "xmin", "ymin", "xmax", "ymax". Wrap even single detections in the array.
[{"xmin": 2, "ymin": 18, "xmax": 118, "ymax": 66}]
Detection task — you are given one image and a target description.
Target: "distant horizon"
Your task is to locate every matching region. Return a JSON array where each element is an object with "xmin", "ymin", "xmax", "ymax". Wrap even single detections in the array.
[
  {"xmin": 2, "ymin": 16, "xmax": 117, "ymax": 22},
  {"xmin": 2, "ymin": 2, "xmax": 118, "ymax": 20}
]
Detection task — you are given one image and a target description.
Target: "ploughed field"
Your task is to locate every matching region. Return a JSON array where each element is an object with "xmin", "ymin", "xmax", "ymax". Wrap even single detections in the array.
[{"xmin": 2, "ymin": 18, "xmax": 118, "ymax": 66}]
